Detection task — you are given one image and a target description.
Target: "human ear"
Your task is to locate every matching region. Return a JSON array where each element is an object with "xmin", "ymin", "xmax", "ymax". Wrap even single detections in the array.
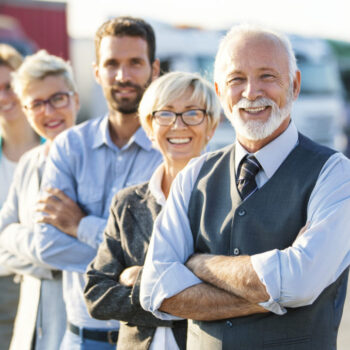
[
  {"xmin": 151, "ymin": 59, "xmax": 160, "ymax": 81},
  {"xmin": 292, "ymin": 70, "xmax": 301, "ymax": 100}
]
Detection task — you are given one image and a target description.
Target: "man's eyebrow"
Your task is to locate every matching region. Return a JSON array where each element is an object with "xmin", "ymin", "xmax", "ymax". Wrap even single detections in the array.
[
  {"xmin": 258, "ymin": 67, "xmax": 279, "ymax": 72},
  {"xmin": 104, "ymin": 58, "xmax": 118, "ymax": 64},
  {"xmin": 130, "ymin": 56, "xmax": 145, "ymax": 62},
  {"xmin": 226, "ymin": 70, "xmax": 244, "ymax": 76}
]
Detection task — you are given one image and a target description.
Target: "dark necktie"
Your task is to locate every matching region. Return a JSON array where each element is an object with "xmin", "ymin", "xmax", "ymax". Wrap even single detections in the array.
[{"xmin": 237, "ymin": 155, "xmax": 261, "ymax": 200}]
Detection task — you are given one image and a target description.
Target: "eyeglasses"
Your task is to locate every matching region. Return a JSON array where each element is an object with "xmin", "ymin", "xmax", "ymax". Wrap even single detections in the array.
[
  {"xmin": 24, "ymin": 91, "xmax": 75, "ymax": 114},
  {"xmin": 152, "ymin": 109, "xmax": 207, "ymax": 126}
]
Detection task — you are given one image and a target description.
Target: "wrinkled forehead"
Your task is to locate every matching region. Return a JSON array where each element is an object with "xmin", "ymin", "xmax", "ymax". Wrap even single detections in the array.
[{"xmin": 218, "ymin": 32, "xmax": 289, "ymax": 80}]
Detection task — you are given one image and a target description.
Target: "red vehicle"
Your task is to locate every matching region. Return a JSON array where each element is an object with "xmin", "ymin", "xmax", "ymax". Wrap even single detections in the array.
[{"xmin": 0, "ymin": 0, "xmax": 68, "ymax": 59}]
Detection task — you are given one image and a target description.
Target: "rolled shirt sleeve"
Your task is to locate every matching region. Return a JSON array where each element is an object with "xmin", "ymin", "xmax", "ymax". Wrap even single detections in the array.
[
  {"xmin": 251, "ymin": 152, "xmax": 350, "ymax": 313},
  {"xmin": 142, "ymin": 150, "xmax": 350, "ymax": 318},
  {"xmin": 140, "ymin": 156, "xmax": 207, "ymax": 320}
]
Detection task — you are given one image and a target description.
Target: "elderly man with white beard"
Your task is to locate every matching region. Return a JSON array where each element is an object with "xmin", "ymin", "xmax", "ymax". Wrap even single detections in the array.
[{"xmin": 140, "ymin": 24, "xmax": 350, "ymax": 350}]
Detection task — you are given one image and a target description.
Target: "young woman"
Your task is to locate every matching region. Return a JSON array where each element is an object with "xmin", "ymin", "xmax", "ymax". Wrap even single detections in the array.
[
  {"xmin": 0, "ymin": 50, "xmax": 79, "ymax": 350},
  {"xmin": 84, "ymin": 71, "xmax": 221, "ymax": 349},
  {"xmin": 0, "ymin": 44, "xmax": 41, "ymax": 350}
]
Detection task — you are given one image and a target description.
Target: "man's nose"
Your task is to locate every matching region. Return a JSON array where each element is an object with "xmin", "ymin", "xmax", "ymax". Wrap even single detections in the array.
[
  {"xmin": 115, "ymin": 66, "xmax": 130, "ymax": 82},
  {"xmin": 241, "ymin": 79, "xmax": 262, "ymax": 100}
]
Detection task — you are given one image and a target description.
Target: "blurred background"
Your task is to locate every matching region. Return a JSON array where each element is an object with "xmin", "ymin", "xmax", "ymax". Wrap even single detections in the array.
[
  {"xmin": 1, "ymin": 0, "xmax": 350, "ymax": 346},
  {"xmin": 2, "ymin": 0, "xmax": 350, "ymax": 154}
]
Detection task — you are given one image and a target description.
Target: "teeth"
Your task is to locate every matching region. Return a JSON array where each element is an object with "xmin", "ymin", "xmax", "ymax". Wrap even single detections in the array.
[
  {"xmin": 46, "ymin": 120, "xmax": 62, "ymax": 128},
  {"xmin": 115, "ymin": 88, "xmax": 135, "ymax": 95},
  {"xmin": 244, "ymin": 107, "xmax": 266, "ymax": 113},
  {"xmin": 119, "ymin": 89, "xmax": 132, "ymax": 93},
  {"xmin": 168, "ymin": 138, "xmax": 191, "ymax": 144}
]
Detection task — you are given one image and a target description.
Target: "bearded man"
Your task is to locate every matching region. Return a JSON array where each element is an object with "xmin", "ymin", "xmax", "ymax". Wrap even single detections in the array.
[
  {"xmin": 140, "ymin": 24, "xmax": 350, "ymax": 349},
  {"xmin": 34, "ymin": 17, "xmax": 162, "ymax": 349}
]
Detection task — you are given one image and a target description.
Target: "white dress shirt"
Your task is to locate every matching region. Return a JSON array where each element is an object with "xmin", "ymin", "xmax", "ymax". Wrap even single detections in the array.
[{"xmin": 148, "ymin": 164, "xmax": 179, "ymax": 350}]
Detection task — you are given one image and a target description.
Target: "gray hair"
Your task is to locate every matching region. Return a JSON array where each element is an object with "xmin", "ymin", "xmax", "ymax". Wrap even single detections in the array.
[
  {"xmin": 214, "ymin": 24, "xmax": 298, "ymax": 89},
  {"xmin": 139, "ymin": 71, "xmax": 221, "ymax": 135},
  {"xmin": 12, "ymin": 50, "xmax": 77, "ymax": 99}
]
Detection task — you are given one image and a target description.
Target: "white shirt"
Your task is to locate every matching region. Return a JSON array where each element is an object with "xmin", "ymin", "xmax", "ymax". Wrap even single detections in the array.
[
  {"xmin": 148, "ymin": 164, "xmax": 179, "ymax": 350},
  {"xmin": 0, "ymin": 154, "xmax": 17, "ymax": 207},
  {"xmin": 0, "ymin": 154, "xmax": 17, "ymax": 276}
]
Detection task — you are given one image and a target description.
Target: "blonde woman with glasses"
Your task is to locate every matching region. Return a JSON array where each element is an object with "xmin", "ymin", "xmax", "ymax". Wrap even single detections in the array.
[
  {"xmin": 0, "ymin": 50, "xmax": 79, "ymax": 350},
  {"xmin": 85, "ymin": 71, "xmax": 220, "ymax": 350}
]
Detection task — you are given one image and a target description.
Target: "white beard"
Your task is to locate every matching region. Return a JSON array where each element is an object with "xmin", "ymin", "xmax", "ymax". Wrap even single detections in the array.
[{"xmin": 227, "ymin": 89, "xmax": 293, "ymax": 141}]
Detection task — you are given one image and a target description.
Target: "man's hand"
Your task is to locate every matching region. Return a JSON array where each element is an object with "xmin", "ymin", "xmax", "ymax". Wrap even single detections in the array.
[
  {"xmin": 119, "ymin": 266, "xmax": 142, "ymax": 287},
  {"xmin": 36, "ymin": 188, "xmax": 86, "ymax": 238},
  {"xmin": 186, "ymin": 253, "xmax": 270, "ymax": 304}
]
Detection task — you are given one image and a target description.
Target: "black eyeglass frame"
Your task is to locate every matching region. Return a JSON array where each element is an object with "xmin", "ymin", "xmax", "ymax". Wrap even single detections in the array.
[
  {"xmin": 151, "ymin": 108, "xmax": 208, "ymax": 126},
  {"xmin": 24, "ymin": 91, "xmax": 75, "ymax": 113}
]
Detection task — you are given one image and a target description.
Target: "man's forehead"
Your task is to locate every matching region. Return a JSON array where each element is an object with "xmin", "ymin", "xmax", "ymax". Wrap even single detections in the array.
[
  {"xmin": 231, "ymin": 32, "xmax": 285, "ymax": 56},
  {"xmin": 98, "ymin": 35, "xmax": 149, "ymax": 61},
  {"xmin": 223, "ymin": 33, "xmax": 289, "ymax": 73}
]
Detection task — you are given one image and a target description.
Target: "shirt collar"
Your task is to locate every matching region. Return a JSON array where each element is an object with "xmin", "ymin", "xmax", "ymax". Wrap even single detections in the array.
[
  {"xmin": 92, "ymin": 115, "xmax": 110, "ymax": 149},
  {"xmin": 148, "ymin": 163, "xmax": 166, "ymax": 207},
  {"xmin": 130, "ymin": 126, "xmax": 154, "ymax": 151},
  {"xmin": 235, "ymin": 121, "xmax": 298, "ymax": 179},
  {"xmin": 92, "ymin": 115, "xmax": 154, "ymax": 152}
]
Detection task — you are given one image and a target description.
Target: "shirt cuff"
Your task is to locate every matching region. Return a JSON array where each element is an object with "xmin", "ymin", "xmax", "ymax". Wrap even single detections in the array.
[
  {"xmin": 150, "ymin": 262, "xmax": 202, "ymax": 320},
  {"xmin": 77, "ymin": 215, "xmax": 107, "ymax": 249},
  {"xmin": 251, "ymin": 249, "xmax": 286, "ymax": 315}
]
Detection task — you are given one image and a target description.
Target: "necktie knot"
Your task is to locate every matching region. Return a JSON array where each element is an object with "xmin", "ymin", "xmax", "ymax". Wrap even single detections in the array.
[{"xmin": 237, "ymin": 155, "xmax": 261, "ymax": 200}]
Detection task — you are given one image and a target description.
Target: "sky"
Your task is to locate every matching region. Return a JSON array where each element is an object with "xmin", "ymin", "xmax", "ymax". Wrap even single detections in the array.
[{"xmin": 67, "ymin": 0, "xmax": 350, "ymax": 42}]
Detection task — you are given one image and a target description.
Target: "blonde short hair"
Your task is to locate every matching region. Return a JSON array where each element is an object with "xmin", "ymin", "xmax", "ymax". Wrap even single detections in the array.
[
  {"xmin": 12, "ymin": 50, "xmax": 77, "ymax": 99},
  {"xmin": 139, "ymin": 71, "xmax": 221, "ymax": 136},
  {"xmin": 0, "ymin": 44, "xmax": 23, "ymax": 70}
]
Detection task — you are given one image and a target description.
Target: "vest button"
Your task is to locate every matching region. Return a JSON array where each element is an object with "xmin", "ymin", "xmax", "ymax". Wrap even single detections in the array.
[
  {"xmin": 233, "ymin": 248, "xmax": 240, "ymax": 255},
  {"xmin": 238, "ymin": 209, "xmax": 246, "ymax": 216},
  {"xmin": 226, "ymin": 320, "xmax": 233, "ymax": 327}
]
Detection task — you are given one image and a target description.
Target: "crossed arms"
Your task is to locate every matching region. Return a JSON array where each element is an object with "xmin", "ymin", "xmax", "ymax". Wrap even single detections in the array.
[
  {"xmin": 140, "ymin": 153, "xmax": 350, "ymax": 321},
  {"xmin": 159, "ymin": 254, "xmax": 269, "ymax": 321}
]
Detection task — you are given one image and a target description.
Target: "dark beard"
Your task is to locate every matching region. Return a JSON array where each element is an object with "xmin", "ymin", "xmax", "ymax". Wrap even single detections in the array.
[{"xmin": 112, "ymin": 74, "xmax": 153, "ymax": 115}]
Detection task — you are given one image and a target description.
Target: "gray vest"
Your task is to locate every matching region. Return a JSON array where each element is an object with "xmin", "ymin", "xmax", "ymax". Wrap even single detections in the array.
[{"xmin": 187, "ymin": 134, "xmax": 348, "ymax": 350}]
